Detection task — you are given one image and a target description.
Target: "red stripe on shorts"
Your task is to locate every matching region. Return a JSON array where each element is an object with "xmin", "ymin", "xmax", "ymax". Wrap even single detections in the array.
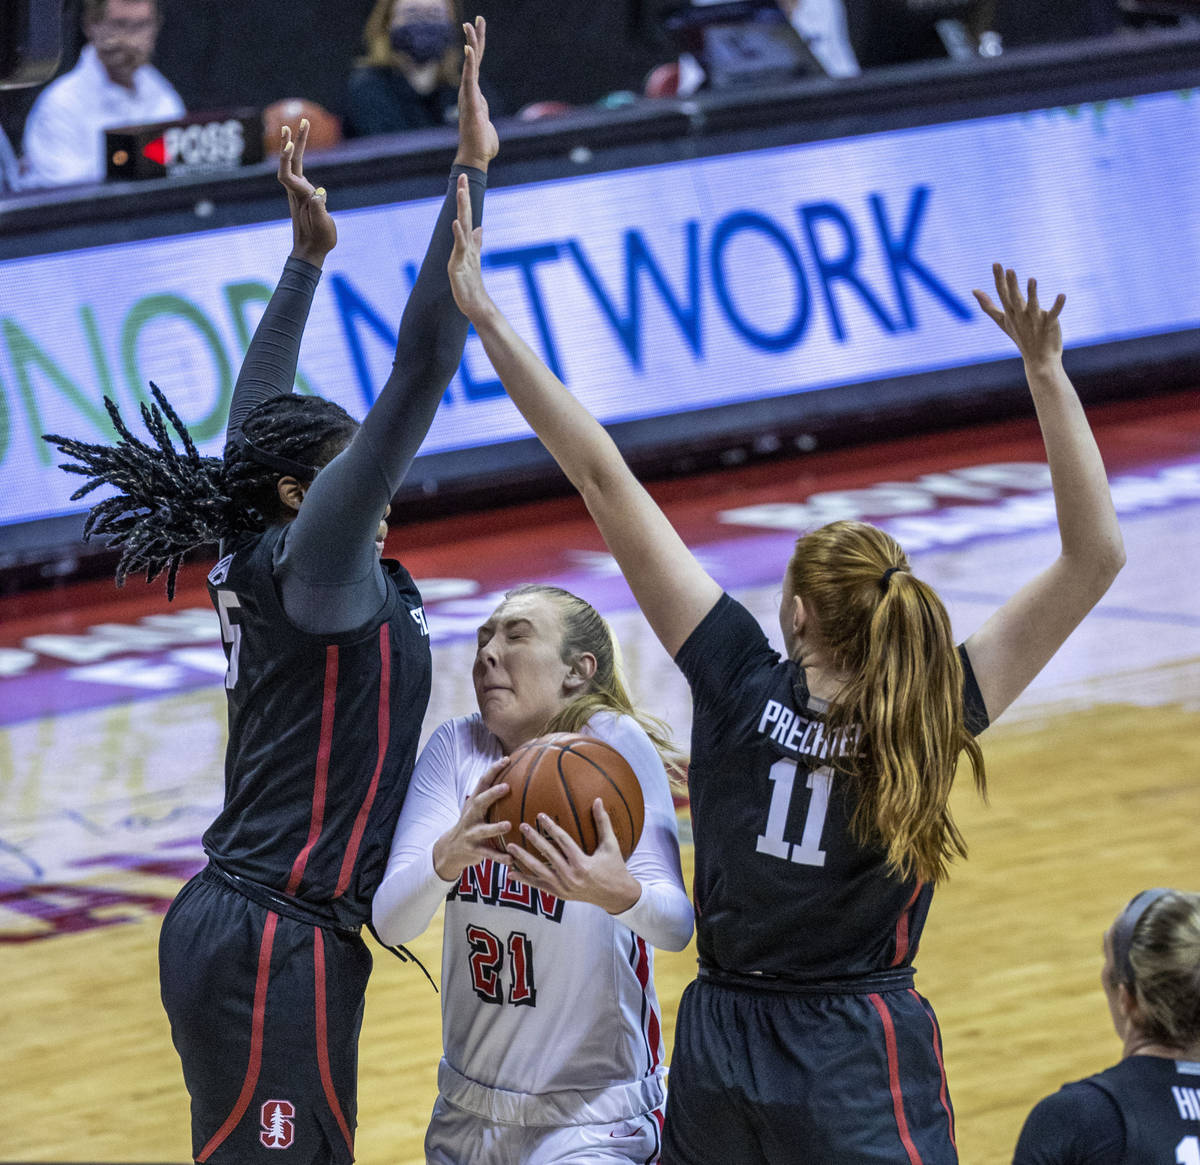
[
  {"xmin": 867, "ymin": 992, "xmax": 924, "ymax": 1165},
  {"xmin": 909, "ymin": 987, "xmax": 956, "ymax": 1149},
  {"xmin": 196, "ymin": 911, "xmax": 279, "ymax": 1162},
  {"xmin": 313, "ymin": 927, "xmax": 354, "ymax": 1155},
  {"xmin": 335, "ymin": 624, "xmax": 391, "ymax": 896},
  {"xmin": 285, "ymin": 646, "xmax": 339, "ymax": 895}
]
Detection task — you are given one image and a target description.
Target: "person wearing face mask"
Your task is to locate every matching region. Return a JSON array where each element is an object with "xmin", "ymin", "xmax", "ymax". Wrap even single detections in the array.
[
  {"xmin": 373, "ymin": 583, "xmax": 693, "ymax": 1164},
  {"xmin": 22, "ymin": 0, "xmax": 184, "ymax": 187},
  {"xmin": 347, "ymin": 0, "xmax": 502, "ymax": 137}
]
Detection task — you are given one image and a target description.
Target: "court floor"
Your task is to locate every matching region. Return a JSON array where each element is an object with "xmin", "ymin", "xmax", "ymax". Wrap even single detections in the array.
[{"xmin": 2, "ymin": 390, "xmax": 1198, "ymax": 1163}]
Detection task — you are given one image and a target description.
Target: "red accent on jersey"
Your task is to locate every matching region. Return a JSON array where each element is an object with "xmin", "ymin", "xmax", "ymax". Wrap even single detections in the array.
[
  {"xmin": 314, "ymin": 928, "xmax": 355, "ymax": 1154},
  {"xmin": 497, "ymin": 873, "xmax": 533, "ymax": 908},
  {"xmin": 285, "ymin": 646, "xmax": 339, "ymax": 895},
  {"xmin": 891, "ymin": 883, "xmax": 923, "ymax": 966},
  {"xmin": 197, "ymin": 911, "xmax": 279, "ymax": 1162},
  {"xmin": 334, "ymin": 625, "xmax": 391, "ymax": 896},
  {"xmin": 633, "ymin": 936, "xmax": 662, "ymax": 1070},
  {"xmin": 909, "ymin": 988, "xmax": 956, "ymax": 1149},
  {"xmin": 460, "ymin": 858, "xmax": 498, "ymax": 899},
  {"xmin": 868, "ymin": 992, "xmax": 924, "ymax": 1165}
]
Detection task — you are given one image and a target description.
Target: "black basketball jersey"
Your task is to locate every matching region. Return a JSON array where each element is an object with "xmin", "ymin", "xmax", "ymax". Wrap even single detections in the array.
[
  {"xmin": 203, "ymin": 524, "xmax": 432, "ymax": 929},
  {"xmin": 1014, "ymin": 1056, "xmax": 1200, "ymax": 1164},
  {"xmin": 674, "ymin": 592, "xmax": 988, "ymax": 981}
]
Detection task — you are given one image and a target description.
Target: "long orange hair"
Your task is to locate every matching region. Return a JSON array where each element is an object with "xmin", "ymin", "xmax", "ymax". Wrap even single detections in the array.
[{"xmin": 786, "ymin": 520, "xmax": 985, "ymax": 884}]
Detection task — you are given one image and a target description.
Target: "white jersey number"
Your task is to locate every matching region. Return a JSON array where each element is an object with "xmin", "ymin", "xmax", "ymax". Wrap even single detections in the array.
[
  {"xmin": 1178, "ymin": 1136, "xmax": 1200, "ymax": 1165},
  {"xmin": 466, "ymin": 925, "xmax": 537, "ymax": 1007},
  {"xmin": 755, "ymin": 759, "xmax": 832, "ymax": 867},
  {"xmin": 215, "ymin": 589, "xmax": 242, "ymax": 690}
]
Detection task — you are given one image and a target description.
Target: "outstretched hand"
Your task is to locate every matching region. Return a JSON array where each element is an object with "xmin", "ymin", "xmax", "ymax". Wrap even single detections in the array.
[
  {"xmin": 505, "ymin": 800, "xmax": 642, "ymax": 915},
  {"xmin": 431, "ymin": 760, "xmax": 512, "ymax": 881},
  {"xmin": 448, "ymin": 172, "xmax": 492, "ymax": 322},
  {"xmin": 974, "ymin": 263, "xmax": 1065, "ymax": 370},
  {"xmin": 277, "ymin": 120, "xmax": 337, "ymax": 265},
  {"xmin": 455, "ymin": 16, "xmax": 499, "ymax": 172}
]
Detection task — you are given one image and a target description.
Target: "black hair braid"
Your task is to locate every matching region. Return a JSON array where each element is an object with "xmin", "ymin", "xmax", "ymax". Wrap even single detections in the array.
[
  {"xmin": 220, "ymin": 394, "xmax": 359, "ymax": 532},
  {"xmin": 43, "ymin": 388, "xmax": 359, "ymax": 600},
  {"xmin": 43, "ymin": 383, "xmax": 231, "ymax": 599}
]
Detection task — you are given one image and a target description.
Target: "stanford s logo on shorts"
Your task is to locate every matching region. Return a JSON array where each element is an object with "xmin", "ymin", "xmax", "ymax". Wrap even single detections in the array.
[{"xmin": 260, "ymin": 1099, "xmax": 295, "ymax": 1149}]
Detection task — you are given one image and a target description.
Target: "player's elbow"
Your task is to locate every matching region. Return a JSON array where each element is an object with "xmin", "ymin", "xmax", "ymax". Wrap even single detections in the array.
[
  {"xmin": 662, "ymin": 904, "xmax": 696, "ymax": 952},
  {"xmin": 1063, "ymin": 533, "xmax": 1125, "ymax": 606},
  {"xmin": 371, "ymin": 895, "xmax": 417, "ymax": 948}
]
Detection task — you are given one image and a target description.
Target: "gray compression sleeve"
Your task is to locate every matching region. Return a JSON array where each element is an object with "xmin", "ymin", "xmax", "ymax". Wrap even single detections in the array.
[
  {"xmin": 225, "ymin": 257, "xmax": 321, "ymax": 443},
  {"xmin": 276, "ymin": 165, "xmax": 487, "ymax": 634}
]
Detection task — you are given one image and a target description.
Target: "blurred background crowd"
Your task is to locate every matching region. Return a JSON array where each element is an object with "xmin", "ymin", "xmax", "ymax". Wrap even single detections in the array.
[{"xmin": 1, "ymin": 0, "xmax": 1195, "ymax": 194}]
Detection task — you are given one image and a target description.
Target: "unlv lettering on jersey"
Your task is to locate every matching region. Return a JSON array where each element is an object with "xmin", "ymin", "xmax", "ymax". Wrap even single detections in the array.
[{"xmin": 450, "ymin": 857, "xmax": 564, "ymax": 923}]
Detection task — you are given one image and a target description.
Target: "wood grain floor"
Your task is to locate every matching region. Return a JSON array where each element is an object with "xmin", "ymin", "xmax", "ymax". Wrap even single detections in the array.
[
  {"xmin": 3, "ymin": 689, "xmax": 1197, "ymax": 1163},
  {"xmin": 4, "ymin": 401, "xmax": 1198, "ymax": 1163}
]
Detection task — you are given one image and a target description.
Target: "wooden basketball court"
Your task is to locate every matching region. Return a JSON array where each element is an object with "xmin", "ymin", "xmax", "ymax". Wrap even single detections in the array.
[{"xmin": 2, "ymin": 392, "xmax": 1197, "ymax": 1163}]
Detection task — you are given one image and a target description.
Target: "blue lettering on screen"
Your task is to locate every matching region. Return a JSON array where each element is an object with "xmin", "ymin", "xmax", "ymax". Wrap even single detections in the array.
[
  {"xmin": 6, "ymin": 86, "xmax": 1200, "ymax": 530},
  {"xmin": 329, "ymin": 186, "xmax": 969, "ymax": 407}
]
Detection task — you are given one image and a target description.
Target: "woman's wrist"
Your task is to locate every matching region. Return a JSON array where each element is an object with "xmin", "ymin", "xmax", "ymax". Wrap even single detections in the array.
[
  {"xmin": 432, "ymin": 837, "xmax": 460, "ymax": 882},
  {"xmin": 602, "ymin": 876, "xmax": 643, "ymax": 916},
  {"xmin": 289, "ymin": 245, "xmax": 329, "ymax": 268}
]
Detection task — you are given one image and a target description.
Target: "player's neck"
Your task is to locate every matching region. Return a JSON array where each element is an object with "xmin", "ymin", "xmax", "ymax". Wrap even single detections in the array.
[
  {"xmin": 1123, "ymin": 1031, "xmax": 1200, "ymax": 1061},
  {"xmin": 803, "ymin": 663, "xmax": 850, "ymax": 704}
]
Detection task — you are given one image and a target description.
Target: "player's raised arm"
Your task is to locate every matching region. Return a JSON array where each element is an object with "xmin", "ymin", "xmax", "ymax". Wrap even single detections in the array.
[
  {"xmin": 278, "ymin": 17, "xmax": 497, "ymax": 632},
  {"xmin": 964, "ymin": 265, "xmax": 1125, "ymax": 721},
  {"xmin": 448, "ymin": 183, "xmax": 722, "ymax": 658},
  {"xmin": 225, "ymin": 119, "xmax": 336, "ymax": 445}
]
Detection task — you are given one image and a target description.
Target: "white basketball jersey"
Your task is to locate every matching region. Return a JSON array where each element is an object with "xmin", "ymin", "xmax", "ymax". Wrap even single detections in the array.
[{"xmin": 434, "ymin": 714, "xmax": 668, "ymax": 1106}]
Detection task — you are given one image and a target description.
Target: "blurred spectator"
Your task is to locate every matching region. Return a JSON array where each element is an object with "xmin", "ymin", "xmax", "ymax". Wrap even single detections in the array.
[
  {"xmin": 779, "ymin": 0, "xmax": 860, "ymax": 77},
  {"xmin": 21, "ymin": 0, "xmax": 183, "ymax": 187},
  {"xmin": 347, "ymin": 0, "xmax": 493, "ymax": 137}
]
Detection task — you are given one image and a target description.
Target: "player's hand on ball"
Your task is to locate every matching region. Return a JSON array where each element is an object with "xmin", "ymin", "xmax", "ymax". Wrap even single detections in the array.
[
  {"xmin": 507, "ymin": 800, "xmax": 642, "ymax": 915},
  {"xmin": 432, "ymin": 760, "xmax": 512, "ymax": 881},
  {"xmin": 278, "ymin": 119, "xmax": 337, "ymax": 265}
]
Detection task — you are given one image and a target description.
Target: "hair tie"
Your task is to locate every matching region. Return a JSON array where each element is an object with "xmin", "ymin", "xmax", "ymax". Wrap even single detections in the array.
[
  {"xmin": 235, "ymin": 432, "xmax": 318, "ymax": 479},
  {"xmin": 879, "ymin": 566, "xmax": 903, "ymax": 591},
  {"xmin": 1111, "ymin": 888, "xmax": 1172, "ymax": 988}
]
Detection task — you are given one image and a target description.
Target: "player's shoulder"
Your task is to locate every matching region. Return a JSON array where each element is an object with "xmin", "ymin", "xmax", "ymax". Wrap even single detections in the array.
[
  {"xmin": 583, "ymin": 709, "xmax": 650, "ymax": 750},
  {"xmin": 429, "ymin": 713, "xmax": 487, "ymax": 749}
]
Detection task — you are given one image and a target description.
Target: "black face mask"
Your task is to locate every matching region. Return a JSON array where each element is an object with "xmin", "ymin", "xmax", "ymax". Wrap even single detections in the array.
[{"xmin": 390, "ymin": 20, "xmax": 454, "ymax": 64}]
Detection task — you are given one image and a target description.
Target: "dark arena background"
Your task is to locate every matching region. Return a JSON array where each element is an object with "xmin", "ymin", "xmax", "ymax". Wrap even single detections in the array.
[{"xmin": 2, "ymin": 2, "xmax": 1199, "ymax": 1161}]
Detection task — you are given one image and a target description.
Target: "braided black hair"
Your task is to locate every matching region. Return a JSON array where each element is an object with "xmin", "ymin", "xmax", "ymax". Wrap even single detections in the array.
[{"xmin": 43, "ymin": 385, "xmax": 358, "ymax": 599}]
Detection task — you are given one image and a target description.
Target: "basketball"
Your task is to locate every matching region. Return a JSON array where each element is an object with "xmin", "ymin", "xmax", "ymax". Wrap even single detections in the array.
[
  {"xmin": 261, "ymin": 99, "xmax": 343, "ymax": 156},
  {"xmin": 487, "ymin": 733, "xmax": 645, "ymax": 861}
]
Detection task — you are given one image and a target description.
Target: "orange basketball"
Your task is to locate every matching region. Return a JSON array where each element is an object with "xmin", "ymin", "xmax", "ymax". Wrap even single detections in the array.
[
  {"xmin": 487, "ymin": 733, "xmax": 645, "ymax": 861},
  {"xmin": 261, "ymin": 99, "xmax": 343, "ymax": 156}
]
